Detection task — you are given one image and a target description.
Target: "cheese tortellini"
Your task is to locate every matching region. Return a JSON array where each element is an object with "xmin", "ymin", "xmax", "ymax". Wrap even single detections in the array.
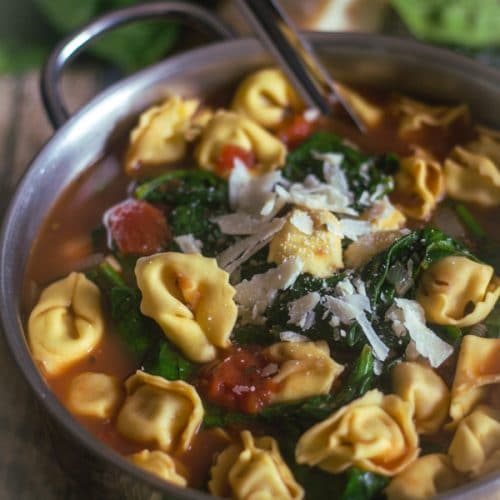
[
  {"xmin": 195, "ymin": 110, "xmax": 286, "ymax": 177},
  {"xmin": 232, "ymin": 68, "xmax": 302, "ymax": 128},
  {"xmin": 67, "ymin": 372, "xmax": 122, "ymax": 419},
  {"xmin": 28, "ymin": 272, "xmax": 104, "ymax": 376},
  {"xmin": 268, "ymin": 208, "xmax": 343, "ymax": 278},
  {"xmin": 449, "ymin": 335, "xmax": 500, "ymax": 422},
  {"xmin": 393, "ymin": 95, "xmax": 469, "ymax": 135},
  {"xmin": 263, "ymin": 341, "xmax": 344, "ymax": 403},
  {"xmin": 124, "ymin": 96, "xmax": 201, "ymax": 177},
  {"xmin": 135, "ymin": 252, "xmax": 237, "ymax": 363},
  {"xmin": 209, "ymin": 430, "xmax": 304, "ymax": 500},
  {"xmin": 128, "ymin": 450, "xmax": 187, "ymax": 487},
  {"xmin": 116, "ymin": 371, "xmax": 203, "ymax": 452},
  {"xmin": 448, "ymin": 406, "xmax": 500, "ymax": 475},
  {"xmin": 444, "ymin": 127, "xmax": 500, "ymax": 206},
  {"xmin": 416, "ymin": 256, "xmax": 500, "ymax": 327},
  {"xmin": 385, "ymin": 454, "xmax": 462, "ymax": 500},
  {"xmin": 392, "ymin": 362, "xmax": 449, "ymax": 434},
  {"xmin": 295, "ymin": 390, "xmax": 419, "ymax": 476},
  {"xmin": 393, "ymin": 151, "xmax": 445, "ymax": 220}
]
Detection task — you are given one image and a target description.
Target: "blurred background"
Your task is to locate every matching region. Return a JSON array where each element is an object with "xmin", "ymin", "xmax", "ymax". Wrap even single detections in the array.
[{"xmin": 0, "ymin": 1, "xmax": 499, "ymax": 499}]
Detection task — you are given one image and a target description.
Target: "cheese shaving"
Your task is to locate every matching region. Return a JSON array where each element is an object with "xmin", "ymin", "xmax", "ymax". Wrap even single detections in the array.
[
  {"xmin": 211, "ymin": 213, "xmax": 264, "ymax": 235},
  {"xmin": 288, "ymin": 292, "xmax": 321, "ymax": 330},
  {"xmin": 391, "ymin": 298, "xmax": 453, "ymax": 367},
  {"xmin": 217, "ymin": 218, "xmax": 286, "ymax": 274},
  {"xmin": 290, "ymin": 210, "xmax": 314, "ymax": 235},
  {"xmin": 173, "ymin": 234, "xmax": 202, "ymax": 254},
  {"xmin": 339, "ymin": 218, "xmax": 372, "ymax": 240},
  {"xmin": 235, "ymin": 257, "xmax": 303, "ymax": 324},
  {"xmin": 279, "ymin": 331, "xmax": 309, "ymax": 343}
]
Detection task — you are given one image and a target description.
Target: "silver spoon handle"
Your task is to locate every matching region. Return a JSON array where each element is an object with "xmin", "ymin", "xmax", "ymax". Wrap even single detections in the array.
[{"xmin": 235, "ymin": 0, "xmax": 365, "ymax": 131}]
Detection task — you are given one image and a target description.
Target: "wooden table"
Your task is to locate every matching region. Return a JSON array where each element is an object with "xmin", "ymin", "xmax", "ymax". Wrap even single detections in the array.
[{"xmin": 0, "ymin": 69, "xmax": 103, "ymax": 500}]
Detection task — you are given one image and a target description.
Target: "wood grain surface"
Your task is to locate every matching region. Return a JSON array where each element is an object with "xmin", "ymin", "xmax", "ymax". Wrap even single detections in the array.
[{"xmin": 0, "ymin": 68, "xmax": 104, "ymax": 500}]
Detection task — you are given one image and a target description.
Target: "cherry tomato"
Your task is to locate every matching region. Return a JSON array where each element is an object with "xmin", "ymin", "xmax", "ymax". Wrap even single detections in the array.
[
  {"xmin": 277, "ymin": 114, "xmax": 314, "ymax": 149},
  {"xmin": 216, "ymin": 144, "xmax": 256, "ymax": 176},
  {"xmin": 198, "ymin": 346, "xmax": 278, "ymax": 414},
  {"xmin": 105, "ymin": 199, "xmax": 170, "ymax": 256}
]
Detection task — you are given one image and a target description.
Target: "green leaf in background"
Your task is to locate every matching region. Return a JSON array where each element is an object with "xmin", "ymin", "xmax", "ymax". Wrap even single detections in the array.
[
  {"xmin": 391, "ymin": 0, "xmax": 500, "ymax": 48},
  {"xmin": 33, "ymin": 0, "xmax": 180, "ymax": 72}
]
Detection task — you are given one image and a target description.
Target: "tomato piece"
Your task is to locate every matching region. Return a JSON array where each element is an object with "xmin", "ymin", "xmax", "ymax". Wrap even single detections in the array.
[
  {"xmin": 216, "ymin": 144, "xmax": 256, "ymax": 175},
  {"xmin": 198, "ymin": 346, "xmax": 278, "ymax": 414},
  {"xmin": 277, "ymin": 113, "xmax": 314, "ymax": 149},
  {"xmin": 105, "ymin": 199, "xmax": 170, "ymax": 256}
]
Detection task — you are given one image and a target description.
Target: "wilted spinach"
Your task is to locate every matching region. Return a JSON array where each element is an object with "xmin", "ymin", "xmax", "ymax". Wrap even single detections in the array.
[
  {"xmin": 282, "ymin": 132, "xmax": 397, "ymax": 212},
  {"xmin": 136, "ymin": 169, "xmax": 232, "ymax": 257}
]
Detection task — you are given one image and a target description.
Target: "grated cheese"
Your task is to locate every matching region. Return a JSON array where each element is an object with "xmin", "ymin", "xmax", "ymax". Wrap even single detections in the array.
[
  {"xmin": 392, "ymin": 298, "xmax": 453, "ymax": 367},
  {"xmin": 235, "ymin": 257, "xmax": 303, "ymax": 324},
  {"xmin": 173, "ymin": 234, "xmax": 203, "ymax": 254},
  {"xmin": 288, "ymin": 292, "xmax": 321, "ymax": 330},
  {"xmin": 339, "ymin": 218, "xmax": 372, "ymax": 240}
]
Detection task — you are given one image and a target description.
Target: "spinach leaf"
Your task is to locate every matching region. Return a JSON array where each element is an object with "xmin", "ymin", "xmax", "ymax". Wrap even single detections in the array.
[
  {"xmin": 142, "ymin": 338, "xmax": 194, "ymax": 381},
  {"xmin": 340, "ymin": 468, "xmax": 389, "ymax": 500},
  {"xmin": 87, "ymin": 261, "xmax": 157, "ymax": 359},
  {"xmin": 282, "ymin": 132, "xmax": 396, "ymax": 211},
  {"xmin": 362, "ymin": 228, "xmax": 476, "ymax": 313},
  {"xmin": 231, "ymin": 324, "xmax": 281, "ymax": 346},
  {"xmin": 135, "ymin": 169, "xmax": 228, "ymax": 207}
]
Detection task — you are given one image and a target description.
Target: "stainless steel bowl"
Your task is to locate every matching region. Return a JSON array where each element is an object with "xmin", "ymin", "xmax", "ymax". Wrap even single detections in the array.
[{"xmin": 1, "ymin": 2, "xmax": 500, "ymax": 499}]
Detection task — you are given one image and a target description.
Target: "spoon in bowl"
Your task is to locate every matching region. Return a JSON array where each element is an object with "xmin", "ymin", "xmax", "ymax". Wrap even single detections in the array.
[{"xmin": 235, "ymin": 0, "xmax": 366, "ymax": 132}]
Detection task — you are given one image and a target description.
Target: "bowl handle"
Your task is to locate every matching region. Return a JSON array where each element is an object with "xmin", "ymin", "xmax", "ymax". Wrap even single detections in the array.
[{"xmin": 41, "ymin": 2, "xmax": 234, "ymax": 129}]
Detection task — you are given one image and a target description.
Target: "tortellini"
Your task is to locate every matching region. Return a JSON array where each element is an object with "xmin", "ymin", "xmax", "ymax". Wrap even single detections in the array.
[
  {"xmin": 295, "ymin": 390, "xmax": 419, "ymax": 476},
  {"xmin": 128, "ymin": 450, "xmax": 187, "ymax": 487},
  {"xmin": 448, "ymin": 406, "xmax": 500, "ymax": 475},
  {"xmin": 393, "ymin": 95, "xmax": 469, "ymax": 135},
  {"xmin": 385, "ymin": 454, "xmax": 462, "ymax": 500},
  {"xmin": 209, "ymin": 430, "xmax": 304, "ymax": 499},
  {"xmin": 67, "ymin": 372, "xmax": 121, "ymax": 419},
  {"xmin": 393, "ymin": 150, "xmax": 445, "ymax": 220},
  {"xmin": 449, "ymin": 335, "xmax": 500, "ymax": 422},
  {"xmin": 28, "ymin": 272, "xmax": 104, "ymax": 376},
  {"xmin": 268, "ymin": 208, "xmax": 343, "ymax": 278},
  {"xmin": 195, "ymin": 110, "xmax": 286, "ymax": 177},
  {"xmin": 444, "ymin": 127, "xmax": 500, "ymax": 206},
  {"xmin": 392, "ymin": 362, "xmax": 449, "ymax": 434},
  {"xmin": 336, "ymin": 83, "xmax": 384, "ymax": 128},
  {"xmin": 263, "ymin": 341, "xmax": 344, "ymax": 403},
  {"xmin": 116, "ymin": 371, "xmax": 203, "ymax": 452},
  {"xmin": 135, "ymin": 252, "xmax": 237, "ymax": 363},
  {"xmin": 416, "ymin": 256, "xmax": 500, "ymax": 327},
  {"xmin": 232, "ymin": 68, "xmax": 302, "ymax": 128},
  {"xmin": 124, "ymin": 96, "xmax": 201, "ymax": 177}
]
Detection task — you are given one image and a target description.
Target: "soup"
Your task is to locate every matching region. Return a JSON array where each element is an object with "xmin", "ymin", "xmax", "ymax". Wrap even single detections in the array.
[{"xmin": 24, "ymin": 68, "xmax": 500, "ymax": 499}]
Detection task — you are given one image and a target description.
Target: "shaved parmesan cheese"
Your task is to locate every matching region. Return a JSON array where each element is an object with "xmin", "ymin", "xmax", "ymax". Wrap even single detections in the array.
[
  {"xmin": 235, "ymin": 257, "xmax": 303, "ymax": 324},
  {"xmin": 173, "ymin": 234, "xmax": 202, "ymax": 254},
  {"xmin": 288, "ymin": 292, "xmax": 321, "ymax": 330},
  {"xmin": 281, "ymin": 176, "xmax": 357, "ymax": 216},
  {"xmin": 392, "ymin": 298, "xmax": 453, "ymax": 367},
  {"xmin": 280, "ymin": 331, "xmax": 309, "ymax": 342},
  {"xmin": 303, "ymin": 108, "xmax": 320, "ymax": 122},
  {"xmin": 339, "ymin": 218, "xmax": 372, "ymax": 240},
  {"xmin": 217, "ymin": 218, "xmax": 286, "ymax": 274},
  {"xmin": 228, "ymin": 160, "xmax": 284, "ymax": 215},
  {"xmin": 322, "ymin": 277, "xmax": 390, "ymax": 361},
  {"xmin": 290, "ymin": 210, "xmax": 314, "ymax": 235},
  {"xmin": 211, "ymin": 213, "xmax": 264, "ymax": 235}
]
